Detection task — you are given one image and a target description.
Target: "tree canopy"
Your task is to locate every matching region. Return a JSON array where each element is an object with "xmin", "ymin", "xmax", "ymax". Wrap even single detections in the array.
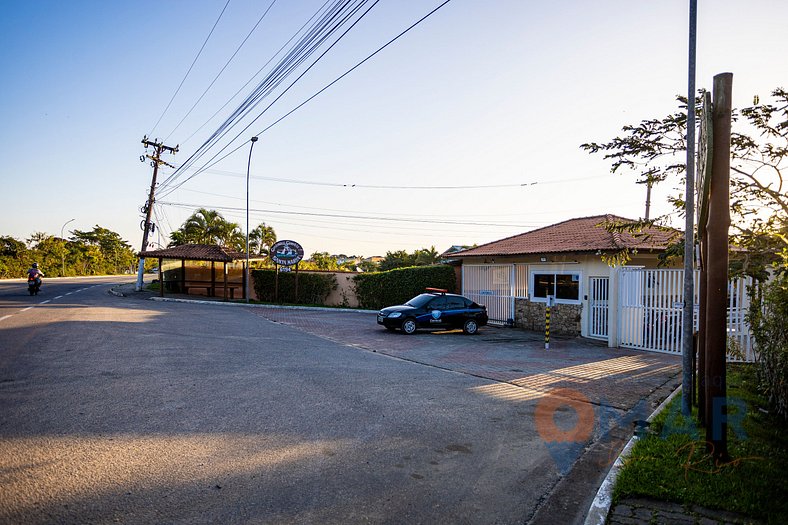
[
  {"xmin": 581, "ymin": 87, "xmax": 787, "ymax": 278},
  {"xmin": 0, "ymin": 225, "xmax": 135, "ymax": 278},
  {"xmin": 168, "ymin": 208, "xmax": 277, "ymax": 254}
]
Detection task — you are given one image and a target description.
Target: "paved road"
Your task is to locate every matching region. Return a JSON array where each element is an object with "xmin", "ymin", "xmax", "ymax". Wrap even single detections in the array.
[{"xmin": 0, "ymin": 279, "xmax": 680, "ymax": 524}]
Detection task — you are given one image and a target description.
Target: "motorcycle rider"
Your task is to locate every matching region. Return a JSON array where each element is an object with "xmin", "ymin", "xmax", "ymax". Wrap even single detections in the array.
[{"xmin": 27, "ymin": 263, "xmax": 45, "ymax": 283}]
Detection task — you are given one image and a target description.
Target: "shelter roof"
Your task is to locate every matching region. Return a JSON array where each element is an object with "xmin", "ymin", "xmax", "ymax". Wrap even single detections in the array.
[
  {"xmin": 453, "ymin": 215, "xmax": 681, "ymax": 257},
  {"xmin": 139, "ymin": 244, "xmax": 248, "ymax": 262}
]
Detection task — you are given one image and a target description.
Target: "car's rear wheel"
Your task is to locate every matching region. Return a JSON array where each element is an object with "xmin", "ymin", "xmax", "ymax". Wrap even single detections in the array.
[
  {"xmin": 463, "ymin": 319, "xmax": 479, "ymax": 335},
  {"xmin": 401, "ymin": 318, "xmax": 417, "ymax": 335}
]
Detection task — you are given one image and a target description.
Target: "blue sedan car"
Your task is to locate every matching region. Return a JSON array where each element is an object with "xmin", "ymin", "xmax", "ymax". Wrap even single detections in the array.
[{"xmin": 377, "ymin": 289, "xmax": 488, "ymax": 335}]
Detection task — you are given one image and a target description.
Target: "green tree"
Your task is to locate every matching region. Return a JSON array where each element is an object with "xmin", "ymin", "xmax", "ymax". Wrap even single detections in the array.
[
  {"xmin": 0, "ymin": 236, "xmax": 29, "ymax": 278},
  {"xmin": 357, "ymin": 259, "xmax": 380, "ymax": 273},
  {"xmin": 249, "ymin": 223, "xmax": 277, "ymax": 256},
  {"xmin": 309, "ymin": 252, "xmax": 339, "ymax": 270},
  {"xmin": 581, "ymin": 87, "xmax": 788, "ymax": 278},
  {"xmin": 379, "ymin": 250, "xmax": 415, "ymax": 271},
  {"xmin": 169, "ymin": 208, "xmax": 244, "ymax": 250},
  {"xmin": 71, "ymin": 226, "xmax": 135, "ymax": 274},
  {"xmin": 414, "ymin": 246, "xmax": 440, "ymax": 266}
]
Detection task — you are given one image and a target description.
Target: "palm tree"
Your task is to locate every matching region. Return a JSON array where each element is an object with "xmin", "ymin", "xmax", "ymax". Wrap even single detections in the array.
[
  {"xmin": 249, "ymin": 223, "xmax": 277, "ymax": 256},
  {"xmin": 215, "ymin": 220, "xmax": 245, "ymax": 251},
  {"xmin": 170, "ymin": 208, "xmax": 236, "ymax": 246},
  {"xmin": 181, "ymin": 208, "xmax": 224, "ymax": 244}
]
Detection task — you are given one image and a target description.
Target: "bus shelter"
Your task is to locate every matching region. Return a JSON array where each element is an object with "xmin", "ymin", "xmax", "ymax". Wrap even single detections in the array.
[{"xmin": 139, "ymin": 244, "xmax": 264, "ymax": 301}]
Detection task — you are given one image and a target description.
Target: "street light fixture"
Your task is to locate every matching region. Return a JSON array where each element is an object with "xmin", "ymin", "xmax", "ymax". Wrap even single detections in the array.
[
  {"xmin": 61, "ymin": 218, "xmax": 75, "ymax": 277},
  {"xmin": 246, "ymin": 136, "xmax": 259, "ymax": 303}
]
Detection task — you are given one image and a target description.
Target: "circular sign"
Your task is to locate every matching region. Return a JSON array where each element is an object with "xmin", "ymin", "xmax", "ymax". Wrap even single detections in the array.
[{"xmin": 270, "ymin": 240, "xmax": 304, "ymax": 266}]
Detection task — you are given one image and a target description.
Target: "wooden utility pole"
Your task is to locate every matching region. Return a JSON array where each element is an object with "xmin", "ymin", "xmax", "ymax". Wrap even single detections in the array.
[
  {"xmin": 697, "ymin": 90, "xmax": 713, "ymax": 424},
  {"xmin": 704, "ymin": 73, "xmax": 732, "ymax": 461},
  {"xmin": 135, "ymin": 137, "xmax": 178, "ymax": 292}
]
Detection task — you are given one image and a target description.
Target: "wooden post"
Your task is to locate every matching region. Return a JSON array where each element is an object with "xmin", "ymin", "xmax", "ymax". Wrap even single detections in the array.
[
  {"xmin": 698, "ymin": 236, "xmax": 708, "ymax": 423},
  {"xmin": 223, "ymin": 262, "xmax": 229, "ymax": 301},
  {"xmin": 294, "ymin": 263, "xmax": 300, "ymax": 303},
  {"xmin": 274, "ymin": 264, "xmax": 279, "ymax": 302},
  {"xmin": 696, "ymin": 90, "xmax": 713, "ymax": 424},
  {"xmin": 211, "ymin": 261, "xmax": 216, "ymax": 297},
  {"xmin": 242, "ymin": 260, "xmax": 248, "ymax": 301},
  {"xmin": 180, "ymin": 259, "xmax": 186, "ymax": 294},
  {"xmin": 704, "ymin": 72, "xmax": 732, "ymax": 461}
]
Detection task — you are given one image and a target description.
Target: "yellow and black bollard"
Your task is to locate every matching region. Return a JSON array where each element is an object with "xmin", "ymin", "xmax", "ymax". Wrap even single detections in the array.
[{"xmin": 545, "ymin": 295, "xmax": 553, "ymax": 350}]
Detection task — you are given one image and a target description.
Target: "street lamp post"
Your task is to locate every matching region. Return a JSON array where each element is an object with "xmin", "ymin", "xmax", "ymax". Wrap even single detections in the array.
[
  {"xmin": 60, "ymin": 218, "xmax": 75, "ymax": 277},
  {"xmin": 246, "ymin": 136, "xmax": 259, "ymax": 303}
]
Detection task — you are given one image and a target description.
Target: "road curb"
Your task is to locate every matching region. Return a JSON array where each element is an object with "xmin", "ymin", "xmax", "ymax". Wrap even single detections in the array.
[
  {"xmin": 148, "ymin": 296, "xmax": 378, "ymax": 314},
  {"xmin": 583, "ymin": 385, "xmax": 683, "ymax": 525}
]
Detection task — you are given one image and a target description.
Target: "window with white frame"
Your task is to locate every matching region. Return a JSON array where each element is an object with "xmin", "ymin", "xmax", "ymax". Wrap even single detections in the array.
[{"xmin": 531, "ymin": 272, "xmax": 581, "ymax": 303}]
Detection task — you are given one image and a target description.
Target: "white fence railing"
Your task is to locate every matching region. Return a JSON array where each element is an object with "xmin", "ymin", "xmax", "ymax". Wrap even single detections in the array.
[{"xmin": 618, "ymin": 268, "xmax": 755, "ymax": 361}]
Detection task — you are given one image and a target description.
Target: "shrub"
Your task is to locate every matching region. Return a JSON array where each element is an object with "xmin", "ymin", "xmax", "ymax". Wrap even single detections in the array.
[
  {"xmin": 353, "ymin": 265, "xmax": 456, "ymax": 310},
  {"xmin": 748, "ymin": 275, "xmax": 788, "ymax": 420},
  {"xmin": 252, "ymin": 269, "xmax": 337, "ymax": 305}
]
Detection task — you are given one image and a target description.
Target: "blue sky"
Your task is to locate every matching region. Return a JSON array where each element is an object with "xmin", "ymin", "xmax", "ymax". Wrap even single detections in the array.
[{"xmin": 1, "ymin": 0, "xmax": 785, "ymax": 257}]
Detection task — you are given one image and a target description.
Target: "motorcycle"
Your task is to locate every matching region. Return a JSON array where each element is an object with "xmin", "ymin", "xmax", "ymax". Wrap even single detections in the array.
[{"xmin": 28, "ymin": 276, "xmax": 41, "ymax": 296}]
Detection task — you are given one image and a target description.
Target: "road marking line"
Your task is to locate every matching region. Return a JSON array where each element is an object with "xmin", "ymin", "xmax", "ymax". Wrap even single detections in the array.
[
  {"xmin": 65, "ymin": 292, "xmax": 72, "ymax": 295},
  {"xmin": 21, "ymin": 307, "xmax": 33, "ymax": 312},
  {"xmin": 55, "ymin": 295, "xmax": 64, "ymax": 300},
  {"xmin": 40, "ymin": 300, "xmax": 51, "ymax": 304},
  {"xmin": 0, "ymin": 315, "xmax": 11, "ymax": 322}
]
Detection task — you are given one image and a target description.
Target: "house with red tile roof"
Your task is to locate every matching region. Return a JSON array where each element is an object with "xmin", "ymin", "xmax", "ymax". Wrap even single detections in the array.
[{"xmin": 451, "ymin": 215, "xmax": 683, "ymax": 344}]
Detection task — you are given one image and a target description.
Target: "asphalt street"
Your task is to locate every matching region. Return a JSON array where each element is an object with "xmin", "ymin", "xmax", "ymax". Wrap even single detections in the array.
[{"xmin": 0, "ymin": 277, "xmax": 680, "ymax": 524}]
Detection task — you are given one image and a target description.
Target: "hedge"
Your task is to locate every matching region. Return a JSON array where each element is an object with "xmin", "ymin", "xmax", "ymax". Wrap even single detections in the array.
[
  {"xmin": 252, "ymin": 269, "xmax": 337, "ymax": 305},
  {"xmin": 353, "ymin": 265, "xmax": 456, "ymax": 310}
]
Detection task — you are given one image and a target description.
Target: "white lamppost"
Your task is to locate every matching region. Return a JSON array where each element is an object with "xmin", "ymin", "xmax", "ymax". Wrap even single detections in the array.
[
  {"xmin": 61, "ymin": 218, "xmax": 75, "ymax": 277},
  {"xmin": 246, "ymin": 136, "xmax": 259, "ymax": 303}
]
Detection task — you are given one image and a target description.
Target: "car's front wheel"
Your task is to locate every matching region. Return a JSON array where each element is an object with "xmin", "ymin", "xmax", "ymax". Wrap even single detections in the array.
[
  {"xmin": 463, "ymin": 319, "xmax": 479, "ymax": 335},
  {"xmin": 401, "ymin": 318, "xmax": 417, "ymax": 335}
]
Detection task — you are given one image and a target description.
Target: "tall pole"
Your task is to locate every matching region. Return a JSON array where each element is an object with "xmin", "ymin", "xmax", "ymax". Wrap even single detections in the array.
[
  {"xmin": 246, "ymin": 136, "xmax": 258, "ymax": 303},
  {"xmin": 136, "ymin": 137, "xmax": 178, "ymax": 291},
  {"xmin": 705, "ymin": 72, "xmax": 732, "ymax": 461},
  {"xmin": 60, "ymin": 218, "xmax": 75, "ymax": 277},
  {"xmin": 681, "ymin": 0, "xmax": 698, "ymax": 416}
]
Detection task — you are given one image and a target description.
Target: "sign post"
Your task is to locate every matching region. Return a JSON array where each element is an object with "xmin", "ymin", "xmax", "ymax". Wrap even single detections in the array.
[{"xmin": 269, "ymin": 240, "xmax": 304, "ymax": 303}]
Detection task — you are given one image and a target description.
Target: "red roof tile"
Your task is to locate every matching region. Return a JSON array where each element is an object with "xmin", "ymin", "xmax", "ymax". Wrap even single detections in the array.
[
  {"xmin": 453, "ymin": 215, "xmax": 681, "ymax": 257},
  {"xmin": 139, "ymin": 244, "xmax": 245, "ymax": 262}
]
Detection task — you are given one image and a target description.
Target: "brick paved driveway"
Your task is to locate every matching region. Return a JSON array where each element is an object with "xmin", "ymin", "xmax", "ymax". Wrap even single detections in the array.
[{"xmin": 251, "ymin": 307, "xmax": 681, "ymax": 412}]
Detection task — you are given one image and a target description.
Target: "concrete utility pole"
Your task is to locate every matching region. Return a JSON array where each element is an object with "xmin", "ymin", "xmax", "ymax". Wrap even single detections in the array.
[
  {"xmin": 60, "ymin": 218, "xmax": 75, "ymax": 277},
  {"xmin": 245, "ymin": 136, "xmax": 258, "ymax": 303},
  {"xmin": 681, "ymin": 0, "xmax": 698, "ymax": 416},
  {"xmin": 135, "ymin": 137, "xmax": 178, "ymax": 292}
]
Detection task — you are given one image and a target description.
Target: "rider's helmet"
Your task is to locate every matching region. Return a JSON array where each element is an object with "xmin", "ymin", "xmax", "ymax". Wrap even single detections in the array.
[{"xmin": 32, "ymin": 262, "xmax": 38, "ymax": 268}]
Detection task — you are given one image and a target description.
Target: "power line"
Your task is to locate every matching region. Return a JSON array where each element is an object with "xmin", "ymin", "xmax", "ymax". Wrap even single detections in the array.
[
  {"xmin": 148, "ymin": 0, "xmax": 232, "ymax": 137},
  {"xmin": 158, "ymin": 0, "xmax": 370, "ymax": 193},
  {"xmin": 159, "ymin": 200, "xmax": 538, "ymax": 228},
  {"xmin": 164, "ymin": 0, "xmax": 279, "ymax": 141},
  {"xmin": 177, "ymin": 0, "xmax": 336, "ymax": 148},
  {"xmin": 160, "ymin": 0, "xmax": 378, "ymax": 195},
  {"xmin": 170, "ymin": 166, "xmax": 611, "ymax": 190},
  {"xmin": 162, "ymin": 0, "xmax": 453, "ymax": 197}
]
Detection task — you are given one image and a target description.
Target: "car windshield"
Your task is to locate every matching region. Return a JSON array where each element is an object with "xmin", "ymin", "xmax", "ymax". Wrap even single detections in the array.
[{"xmin": 405, "ymin": 294, "xmax": 435, "ymax": 308}]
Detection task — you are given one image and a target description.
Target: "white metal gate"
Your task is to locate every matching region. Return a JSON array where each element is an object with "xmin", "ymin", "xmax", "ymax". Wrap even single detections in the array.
[
  {"xmin": 588, "ymin": 277, "xmax": 609, "ymax": 339},
  {"xmin": 462, "ymin": 264, "xmax": 529, "ymax": 325},
  {"xmin": 618, "ymin": 268, "xmax": 754, "ymax": 361}
]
